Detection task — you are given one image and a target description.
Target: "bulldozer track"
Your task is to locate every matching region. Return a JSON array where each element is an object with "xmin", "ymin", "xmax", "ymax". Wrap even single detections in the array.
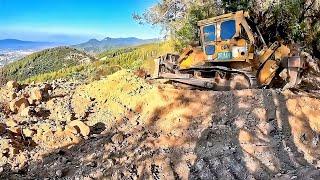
[
  {"xmin": 180, "ymin": 66, "xmax": 258, "ymax": 88},
  {"xmin": 163, "ymin": 66, "xmax": 259, "ymax": 90}
]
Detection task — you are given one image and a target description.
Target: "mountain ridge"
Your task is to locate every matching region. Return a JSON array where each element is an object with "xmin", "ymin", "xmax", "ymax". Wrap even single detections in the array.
[
  {"xmin": 0, "ymin": 39, "xmax": 61, "ymax": 50},
  {"xmin": 73, "ymin": 37, "xmax": 158, "ymax": 54}
]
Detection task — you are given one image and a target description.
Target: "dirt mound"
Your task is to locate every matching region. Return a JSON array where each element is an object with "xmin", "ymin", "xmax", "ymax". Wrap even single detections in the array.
[{"xmin": 0, "ymin": 70, "xmax": 320, "ymax": 179}]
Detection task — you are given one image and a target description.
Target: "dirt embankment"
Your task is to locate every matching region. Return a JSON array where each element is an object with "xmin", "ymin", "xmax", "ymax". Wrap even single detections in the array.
[{"xmin": 0, "ymin": 70, "xmax": 320, "ymax": 179}]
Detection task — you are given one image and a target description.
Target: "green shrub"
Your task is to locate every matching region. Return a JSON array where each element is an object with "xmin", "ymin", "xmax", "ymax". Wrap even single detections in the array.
[
  {"xmin": 0, "ymin": 47, "xmax": 96, "ymax": 82},
  {"xmin": 22, "ymin": 42, "xmax": 174, "ymax": 83}
]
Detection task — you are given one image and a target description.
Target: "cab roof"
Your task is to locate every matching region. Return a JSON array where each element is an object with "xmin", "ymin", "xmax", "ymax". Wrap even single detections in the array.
[{"xmin": 197, "ymin": 11, "xmax": 249, "ymax": 27}]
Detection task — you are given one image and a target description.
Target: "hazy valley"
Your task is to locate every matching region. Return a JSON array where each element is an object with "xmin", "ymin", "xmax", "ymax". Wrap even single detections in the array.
[
  {"xmin": 0, "ymin": 49, "xmax": 33, "ymax": 67},
  {"xmin": 0, "ymin": 37, "xmax": 158, "ymax": 67},
  {"xmin": 0, "ymin": 39, "xmax": 64, "ymax": 67}
]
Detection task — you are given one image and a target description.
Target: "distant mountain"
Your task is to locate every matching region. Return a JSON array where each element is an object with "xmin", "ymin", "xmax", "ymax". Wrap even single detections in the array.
[
  {"xmin": 0, "ymin": 39, "xmax": 61, "ymax": 50},
  {"xmin": 0, "ymin": 46, "xmax": 96, "ymax": 82},
  {"xmin": 73, "ymin": 37, "xmax": 157, "ymax": 54}
]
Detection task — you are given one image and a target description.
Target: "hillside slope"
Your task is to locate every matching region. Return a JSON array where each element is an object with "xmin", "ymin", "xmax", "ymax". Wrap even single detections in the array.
[
  {"xmin": 19, "ymin": 42, "xmax": 173, "ymax": 84},
  {"xmin": 0, "ymin": 47, "xmax": 96, "ymax": 83},
  {"xmin": 73, "ymin": 37, "xmax": 157, "ymax": 54}
]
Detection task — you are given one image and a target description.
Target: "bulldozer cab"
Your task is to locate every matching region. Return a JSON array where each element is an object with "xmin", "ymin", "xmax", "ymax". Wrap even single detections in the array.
[{"xmin": 197, "ymin": 11, "xmax": 255, "ymax": 62}]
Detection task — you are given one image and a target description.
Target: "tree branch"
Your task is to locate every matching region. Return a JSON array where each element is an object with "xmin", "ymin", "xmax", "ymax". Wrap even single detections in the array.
[{"xmin": 299, "ymin": 0, "xmax": 316, "ymax": 23}]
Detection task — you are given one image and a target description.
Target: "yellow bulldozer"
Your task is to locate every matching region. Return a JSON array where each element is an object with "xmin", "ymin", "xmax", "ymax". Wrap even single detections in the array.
[{"xmin": 153, "ymin": 11, "xmax": 305, "ymax": 90}]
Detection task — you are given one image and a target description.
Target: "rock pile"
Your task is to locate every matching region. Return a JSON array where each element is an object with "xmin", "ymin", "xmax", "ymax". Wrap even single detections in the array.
[{"xmin": 0, "ymin": 80, "xmax": 91, "ymax": 169}]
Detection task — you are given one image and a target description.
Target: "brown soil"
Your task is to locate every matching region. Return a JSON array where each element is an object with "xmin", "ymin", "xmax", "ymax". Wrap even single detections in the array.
[{"xmin": 0, "ymin": 70, "xmax": 320, "ymax": 179}]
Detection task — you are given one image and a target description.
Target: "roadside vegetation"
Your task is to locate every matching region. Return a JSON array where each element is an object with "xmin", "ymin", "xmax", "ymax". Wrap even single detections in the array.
[{"xmin": 22, "ymin": 42, "xmax": 174, "ymax": 83}]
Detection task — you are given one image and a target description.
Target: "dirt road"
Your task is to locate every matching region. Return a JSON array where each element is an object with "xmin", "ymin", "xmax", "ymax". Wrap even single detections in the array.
[{"xmin": 0, "ymin": 70, "xmax": 319, "ymax": 179}]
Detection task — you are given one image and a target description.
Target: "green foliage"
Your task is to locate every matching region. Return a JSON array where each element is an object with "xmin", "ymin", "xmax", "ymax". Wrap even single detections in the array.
[
  {"xmin": 134, "ymin": 1, "xmax": 221, "ymax": 51},
  {"xmin": 175, "ymin": 6, "xmax": 204, "ymax": 51},
  {"xmin": 0, "ymin": 47, "xmax": 96, "ymax": 82},
  {"xmin": 175, "ymin": 4, "xmax": 219, "ymax": 51},
  {"xmin": 221, "ymin": 0, "xmax": 250, "ymax": 12},
  {"xmin": 22, "ymin": 42, "xmax": 174, "ymax": 83},
  {"xmin": 254, "ymin": 0, "xmax": 320, "ymax": 57},
  {"xmin": 97, "ymin": 47, "xmax": 137, "ymax": 60},
  {"xmin": 100, "ymin": 42, "xmax": 173, "ymax": 70},
  {"xmin": 137, "ymin": 0, "xmax": 320, "ymax": 57},
  {"xmin": 23, "ymin": 62, "xmax": 121, "ymax": 83}
]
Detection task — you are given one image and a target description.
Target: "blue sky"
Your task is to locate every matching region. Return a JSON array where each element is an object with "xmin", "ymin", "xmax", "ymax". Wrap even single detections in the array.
[{"xmin": 0, "ymin": 0, "xmax": 160, "ymax": 43}]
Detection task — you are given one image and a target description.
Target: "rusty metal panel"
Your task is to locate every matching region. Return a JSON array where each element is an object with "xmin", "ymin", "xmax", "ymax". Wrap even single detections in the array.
[{"xmin": 288, "ymin": 56, "xmax": 304, "ymax": 68}]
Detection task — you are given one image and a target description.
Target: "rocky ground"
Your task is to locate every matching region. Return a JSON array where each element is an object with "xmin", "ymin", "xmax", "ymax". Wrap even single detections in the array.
[{"xmin": 0, "ymin": 70, "xmax": 320, "ymax": 179}]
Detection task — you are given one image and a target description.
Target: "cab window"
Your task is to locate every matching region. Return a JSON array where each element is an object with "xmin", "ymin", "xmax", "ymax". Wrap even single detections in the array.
[
  {"xmin": 203, "ymin": 24, "xmax": 215, "ymax": 42},
  {"xmin": 221, "ymin": 20, "xmax": 236, "ymax": 40}
]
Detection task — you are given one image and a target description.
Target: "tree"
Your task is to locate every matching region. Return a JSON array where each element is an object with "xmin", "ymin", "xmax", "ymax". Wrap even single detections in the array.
[
  {"xmin": 256, "ymin": 0, "xmax": 320, "ymax": 57},
  {"xmin": 174, "ymin": 2, "xmax": 221, "ymax": 50},
  {"xmin": 135, "ymin": 0, "xmax": 320, "ymax": 58},
  {"xmin": 133, "ymin": 0, "xmax": 221, "ymax": 51},
  {"xmin": 221, "ymin": 0, "xmax": 250, "ymax": 12}
]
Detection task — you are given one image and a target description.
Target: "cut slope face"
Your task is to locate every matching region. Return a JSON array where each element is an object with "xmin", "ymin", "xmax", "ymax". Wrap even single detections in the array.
[
  {"xmin": 0, "ymin": 47, "xmax": 96, "ymax": 83},
  {"xmin": 0, "ymin": 70, "xmax": 320, "ymax": 179}
]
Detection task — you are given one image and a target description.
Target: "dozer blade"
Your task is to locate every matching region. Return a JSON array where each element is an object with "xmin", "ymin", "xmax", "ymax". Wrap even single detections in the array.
[
  {"xmin": 257, "ymin": 55, "xmax": 305, "ymax": 89},
  {"xmin": 282, "ymin": 56, "xmax": 305, "ymax": 89}
]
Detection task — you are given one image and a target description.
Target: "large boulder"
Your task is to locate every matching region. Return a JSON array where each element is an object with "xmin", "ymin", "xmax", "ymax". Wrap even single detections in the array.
[
  {"xmin": 29, "ymin": 87, "xmax": 50, "ymax": 104},
  {"xmin": 8, "ymin": 92, "xmax": 17, "ymax": 100},
  {"xmin": 30, "ymin": 88, "xmax": 43, "ymax": 102},
  {"xmin": 68, "ymin": 120, "xmax": 90, "ymax": 137},
  {"xmin": 6, "ymin": 81, "xmax": 18, "ymax": 90},
  {"xmin": 20, "ymin": 107, "xmax": 33, "ymax": 117},
  {"xmin": 0, "ymin": 123, "xmax": 6, "ymax": 135},
  {"xmin": 22, "ymin": 128, "xmax": 35, "ymax": 138},
  {"xmin": 9, "ymin": 98, "xmax": 29, "ymax": 113},
  {"xmin": 43, "ymin": 84, "xmax": 53, "ymax": 92},
  {"xmin": 5, "ymin": 119, "xmax": 18, "ymax": 127}
]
